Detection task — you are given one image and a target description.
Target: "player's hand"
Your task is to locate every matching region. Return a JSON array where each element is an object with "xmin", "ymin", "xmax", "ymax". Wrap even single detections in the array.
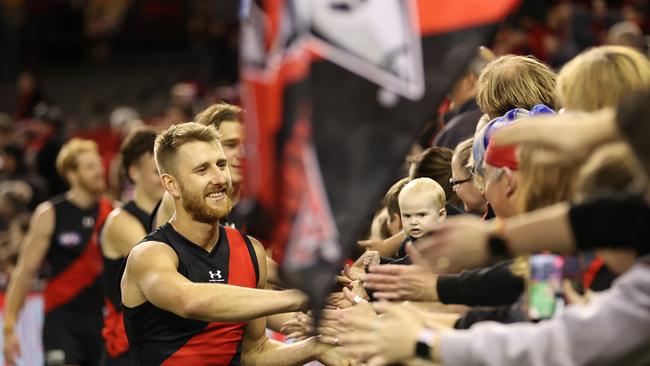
[
  {"xmin": 314, "ymin": 341, "xmax": 352, "ymax": 366},
  {"xmin": 281, "ymin": 312, "xmax": 313, "ymax": 341},
  {"xmin": 3, "ymin": 329, "xmax": 21, "ymax": 365}
]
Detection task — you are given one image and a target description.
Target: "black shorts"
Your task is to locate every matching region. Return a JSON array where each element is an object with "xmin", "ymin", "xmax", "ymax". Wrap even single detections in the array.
[{"xmin": 42, "ymin": 312, "xmax": 103, "ymax": 366}]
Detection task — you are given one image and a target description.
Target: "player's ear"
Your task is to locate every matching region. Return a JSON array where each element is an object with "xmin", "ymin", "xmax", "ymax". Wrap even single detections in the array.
[{"xmin": 161, "ymin": 174, "xmax": 180, "ymax": 198}]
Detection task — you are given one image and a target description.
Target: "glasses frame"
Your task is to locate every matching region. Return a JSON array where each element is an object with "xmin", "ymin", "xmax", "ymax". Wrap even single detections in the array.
[{"xmin": 449, "ymin": 177, "xmax": 472, "ymax": 187}]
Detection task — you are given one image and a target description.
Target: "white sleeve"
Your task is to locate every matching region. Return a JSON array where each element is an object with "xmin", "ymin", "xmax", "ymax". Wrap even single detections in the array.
[{"xmin": 440, "ymin": 263, "xmax": 650, "ymax": 366}]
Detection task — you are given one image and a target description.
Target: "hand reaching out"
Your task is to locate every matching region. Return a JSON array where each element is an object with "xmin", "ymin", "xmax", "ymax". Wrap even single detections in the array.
[
  {"xmin": 363, "ymin": 264, "xmax": 438, "ymax": 302},
  {"xmin": 491, "ymin": 108, "xmax": 616, "ymax": 163},
  {"xmin": 319, "ymin": 287, "xmax": 377, "ymax": 346},
  {"xmin": 337, "ymin": 302, "xmax": 432, "ymax": 366},
  {"xmin": 407, "ymin": 215, "xmax": 492, "ymax": 274},
  {"xmin": 281, "ymin": 312, "xmax": 313, "ymax": 341},
  {"xmin": 326, "ymin": 280, "xmax": 369, "ymax": 309}
]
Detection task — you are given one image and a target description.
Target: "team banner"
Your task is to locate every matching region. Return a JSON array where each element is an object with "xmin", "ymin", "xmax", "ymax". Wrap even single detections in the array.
[{"xmin": 239, "ymin": 0, "xmax": 518, "ymax": 313}]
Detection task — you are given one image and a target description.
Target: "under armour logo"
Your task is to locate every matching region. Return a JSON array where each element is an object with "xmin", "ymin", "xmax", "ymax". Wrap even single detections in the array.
[
  {"xmin": 82, "ymin": 217, "xmax": 95, "ymax": 228},
  {"xmin": 209, "ymin": 270, "xmax": 224, "ymax": 282}
]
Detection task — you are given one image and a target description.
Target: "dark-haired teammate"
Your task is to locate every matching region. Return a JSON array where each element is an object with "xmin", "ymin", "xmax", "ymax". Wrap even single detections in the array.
[{"xmin": 99, "ymin": 128, "xmax": 162, "ymax": 365}]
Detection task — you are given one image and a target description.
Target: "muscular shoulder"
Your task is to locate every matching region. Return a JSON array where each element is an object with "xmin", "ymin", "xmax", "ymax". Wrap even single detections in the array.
[
  {"xmin": 246, "ymin": 236, "xmax": 269, "ymax": 288},
  {"xmin": 33, "ymin": 200, "xmax": 54, "ymax": 218},
  {"xmin": 127, "ymin": 241, "xmax": 179, "ymax": 273},
  {"xmin": 126, "ymin": 241, "xmax": 178, "ymax": 281},
  {"xmin": 246, "ymin": 235, "xmax": 268, "ymax": 266},
  {"xmin": 104, "ymin": 208, "xmax": 146, "ymax": 238},
  {"xmin": 30, "ymin": 201, "xmax": 55, "ymax": 231},
  {"xmin": 246, "ymin": 235, "xmax": 266, "ymax": 257},
  {"xmin": 102, "ymin": 208, "xmax": 149, "ymax": 258}
]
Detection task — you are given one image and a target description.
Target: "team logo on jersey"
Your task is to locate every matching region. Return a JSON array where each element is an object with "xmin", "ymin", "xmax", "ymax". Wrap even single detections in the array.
[
  {"xmin": 58, "ymin": 232, "xmax": 82, "ymax": 247},
  {"xmin": 82, "ymin": 216, "xmax": 95, "ymax": 228},
  {"xmin": 208, "ymin": 270, "xmax": 224, "ymax": 283}
]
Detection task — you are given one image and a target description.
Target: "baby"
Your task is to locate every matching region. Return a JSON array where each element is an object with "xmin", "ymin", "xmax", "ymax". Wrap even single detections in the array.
[
  {"xmin": 350, "ymin": 178, "xmax": 447, "ymax": 275},
  {"xmin": 393, "ymin": 177, "xmax": 447, "ymax": 262}
]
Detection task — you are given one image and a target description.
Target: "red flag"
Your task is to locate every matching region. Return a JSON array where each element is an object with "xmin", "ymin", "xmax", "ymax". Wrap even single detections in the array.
[{"xmin": 239, "ymin": 0, "xmax": 519, "ymax": 312}]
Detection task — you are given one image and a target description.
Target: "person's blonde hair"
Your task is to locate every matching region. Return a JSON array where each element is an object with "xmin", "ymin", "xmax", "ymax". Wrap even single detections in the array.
[
  {"xmin": 516, "ymin": 143, "xmax": 579, "ymax": 213},
  {"xmin": 195, "ymin": 102, "xmax": 242, "ymax": 130},
  {"xmin": 573, "ymin": 143, "xmax": 645, "ymax": 201},
  {"xmin": 477, "ymin": 55, "xmax": 557, "ymax": 118},
  {"xmin": 56, "ymin": 138, "xmax": 100, "ymax": 181},
  {"xmin": 154, "ymin": 122, "xmax": 221, "ymax": 175},
  {"xmin": 454, "ymin": 138, "xmax": 474, "ymax": 178},
  {"xmin": 557, "ymin": 46, "xmax": 650, "ymax": 111},
  {"xmin": 398, "ymin": 177, "xmax": 446, "ymax": 211}
]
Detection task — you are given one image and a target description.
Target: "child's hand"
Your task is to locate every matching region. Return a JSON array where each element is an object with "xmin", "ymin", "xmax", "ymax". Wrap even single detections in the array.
[{"xmin": 363, "ymin": 250, "xmax": 381, "ymax": 269}]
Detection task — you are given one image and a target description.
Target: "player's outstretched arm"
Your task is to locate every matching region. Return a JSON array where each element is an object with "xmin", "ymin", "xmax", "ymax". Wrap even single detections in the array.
[{"xmin": 121, "ymin": 240, "xmax": 307, "ymax": 322}]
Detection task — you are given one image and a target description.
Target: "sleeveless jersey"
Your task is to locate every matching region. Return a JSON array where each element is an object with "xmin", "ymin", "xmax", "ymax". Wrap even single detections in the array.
[
  {"xmin": 44, "ymin": 195, "xmax": 112, "ymax": 315},
  {"xmin": 101, "ymin": 201, "xmax": 150, "ymax": 358},
  {"xmin": 123, "ymin": 223, "xmax": 259, "ymax": 365}
]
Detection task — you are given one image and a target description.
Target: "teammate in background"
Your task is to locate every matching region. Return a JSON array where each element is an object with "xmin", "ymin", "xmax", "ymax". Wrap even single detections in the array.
[
  {"xmin": 99, "ymin": 128, "xmax": 162, "ymax": 365},
  {"xmin": 120, "ymin": 123, "xmax": 346, "ymax": 365},
  {"xmin": 3, "ymin": 139, "xmax": 113, "ymax": 366}
]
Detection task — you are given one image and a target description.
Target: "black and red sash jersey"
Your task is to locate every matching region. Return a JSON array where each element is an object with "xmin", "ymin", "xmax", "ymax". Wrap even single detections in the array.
[
  {"xmin": 123, "ymin": 223, "xmax": 260, "ymax": 366},
  {"xmin": 101, "ymin": 200, "xmax": 150, "ymax": 359},
  {"xmin": 44, "ymin": 195, "xmax": 112, "ymax": 315}
]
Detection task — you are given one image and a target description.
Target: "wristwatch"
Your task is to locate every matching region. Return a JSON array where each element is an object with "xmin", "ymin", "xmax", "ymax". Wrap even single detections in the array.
[
  {"xmin": 488, "ymin": 217, "xmax": 510, "ymax": 260},
  {"xmin": 415, "ymin": 328, "xmax": 436, "ymax": 360}
]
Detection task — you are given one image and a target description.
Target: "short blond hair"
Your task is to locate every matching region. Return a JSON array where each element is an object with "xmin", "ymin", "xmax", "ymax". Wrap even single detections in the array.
[
  {"xmin": 154, "ymin": 122, "xmax": 221, "ymax": 175},
  {"xmin": 556, "ymin": 46, "xmax": 650, "ymax": 111},
  {"xmin": 56, "ymin": 138, "xmax": 100, "ymax": 180},
  {"xmin": 398, "ymin": 177, "xmax": 446, "ymax": 211},
  {"xmin": 454, "ymin": 137, "xmax": 474, "ymax": 178},
  {"xmin": 195, "ymin": 102, "xmax": 242, "ymax": 130},
  {"xmin": 477, "ymin": 55, "xmax": 557, "ymax": 118}
]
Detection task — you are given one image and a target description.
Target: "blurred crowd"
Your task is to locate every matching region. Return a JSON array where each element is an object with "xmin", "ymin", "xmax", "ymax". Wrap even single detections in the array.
[
  {"xmin": 0, "ymin": 0, "xmax": 648, "ymax": 287},
  {"xmin": 0, "ymin": 1, "xmax": 650, "ymax": 364}
]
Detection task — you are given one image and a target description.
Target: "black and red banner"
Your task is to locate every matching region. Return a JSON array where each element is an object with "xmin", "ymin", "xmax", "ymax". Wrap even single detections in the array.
[{"xmin": 239, "ymin": 0, "xmax": 519, "ymax": 311}]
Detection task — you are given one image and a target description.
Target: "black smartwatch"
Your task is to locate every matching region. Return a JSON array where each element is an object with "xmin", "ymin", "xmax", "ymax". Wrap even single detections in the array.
[
  {"xmin": 488, "ymin": 234, "xmax": 509, "ymax": 259},
  {"xmin": 415, "ymin": 328, "xmax": 435, "ymax": 360},
  {"xmin": 488, "ymin": 218, "xmax": 511, "ymax": 260}
]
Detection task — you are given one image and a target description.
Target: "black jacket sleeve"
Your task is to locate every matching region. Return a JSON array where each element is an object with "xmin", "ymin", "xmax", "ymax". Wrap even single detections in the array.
[
  {"xmin": 436, "ymin": 260, "xmax": 524, "ymax": 306},
  {"xmin": 569, "ymin": 192, "xmax": 650, "ymax": 256}
]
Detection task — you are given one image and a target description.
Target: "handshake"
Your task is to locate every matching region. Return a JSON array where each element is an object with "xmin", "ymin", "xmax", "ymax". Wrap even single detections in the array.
[{"xmin": 280, "ymin": 250, "xmax": 448, "ymax": 366}]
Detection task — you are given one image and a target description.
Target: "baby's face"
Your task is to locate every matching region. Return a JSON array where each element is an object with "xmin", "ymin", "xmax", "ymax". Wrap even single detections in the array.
[{"xmin": 399, "ymin": 191, "xmax": 443, "ymax": 239}]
